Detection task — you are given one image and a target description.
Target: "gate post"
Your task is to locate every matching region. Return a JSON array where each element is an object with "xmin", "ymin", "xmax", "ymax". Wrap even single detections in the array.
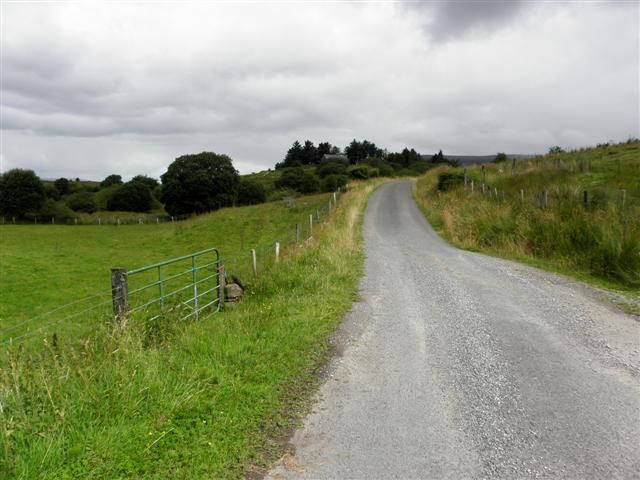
[{"xmin": 111, "ymin": 268, "xmax": 128, "ymax": 326}]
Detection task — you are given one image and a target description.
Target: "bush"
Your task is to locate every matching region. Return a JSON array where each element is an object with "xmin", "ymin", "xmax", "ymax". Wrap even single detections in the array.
[
  {"xmin": 237, "ymin": 179, "xmax": 267, "ymax": 206},
  {"xmin": 65, "ymin": 191, "xmax": 97, "ymax": 213},
  {"xmin": 0, "ymin": 169, "xmax": 46, "ymax": 218},
  {"xmin": 321, "ymin": 174, "xmax": 349, "ymax": 192},
  {"xmin": 316, "ymin": 161, "xmax": 348, "ymax": 178},
  {"xmin": 347, "ymin": 165, "xmax": 372, "ymax": 180},
  {"xmin": 437, "ymin": 172, "xmax": 465, "ymax": 191},
  {"xmin": 107, "ymin": 182, "xmax": 153, "ymax": 212},
  {"xmin": 38, "ymin": 199, "xmax": 76, "ymax": 222},
  {"xmin": 275, "ymin": 168, "xmax": 320, "ymax": 194}
]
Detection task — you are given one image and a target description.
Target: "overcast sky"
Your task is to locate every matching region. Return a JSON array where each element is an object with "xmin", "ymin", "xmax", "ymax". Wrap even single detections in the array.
[{"xmin": 1, "ymin": 1, "xmax": 638, "ymax": 180}]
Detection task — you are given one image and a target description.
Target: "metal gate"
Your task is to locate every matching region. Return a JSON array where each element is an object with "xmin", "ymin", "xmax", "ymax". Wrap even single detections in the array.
[{"xmin": 111, "ymin": 248, "xmax": 223, "ymax": 323}]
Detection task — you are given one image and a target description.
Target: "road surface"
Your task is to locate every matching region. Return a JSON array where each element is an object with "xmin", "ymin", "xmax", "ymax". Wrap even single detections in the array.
[{"xmin": 267, "ymin": 182, "xmax": 640, "ymax": 479}]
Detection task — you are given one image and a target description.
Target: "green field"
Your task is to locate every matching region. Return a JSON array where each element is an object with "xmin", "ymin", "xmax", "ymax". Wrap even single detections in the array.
[
  {"xmin": 0, "ymin": 193, "xmax": 333, "ymax": 343},
  {"xmin": 1, "ymin": 181, "xmax": 382, "ymax": 478},
  {"xmin": 414, "ymin": 141, "xmax": 640, "ymax": 298}
]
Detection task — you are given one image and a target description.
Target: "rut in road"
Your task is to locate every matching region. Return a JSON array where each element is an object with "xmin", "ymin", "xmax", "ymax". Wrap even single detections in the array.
[{"xmin": 267, "ymin": 182, "xmax": 640, "ymax": 480}]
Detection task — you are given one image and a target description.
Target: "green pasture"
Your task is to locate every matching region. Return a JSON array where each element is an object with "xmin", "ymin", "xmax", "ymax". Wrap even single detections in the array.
[{"xmin": 0, "ymin": 193, "xmax": 332, "ymax": 342}]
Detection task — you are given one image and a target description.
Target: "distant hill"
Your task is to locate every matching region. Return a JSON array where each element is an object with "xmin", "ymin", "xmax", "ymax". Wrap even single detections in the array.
[{"xmin": 421, "ymin": 154, "xmax": 537, "ymax": 166}]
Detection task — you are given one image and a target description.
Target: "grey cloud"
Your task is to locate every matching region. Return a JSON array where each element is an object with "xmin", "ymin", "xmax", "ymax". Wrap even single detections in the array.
[{"xmin": 405, "ymin": 1, "xmax": 529, "ymax": 42}]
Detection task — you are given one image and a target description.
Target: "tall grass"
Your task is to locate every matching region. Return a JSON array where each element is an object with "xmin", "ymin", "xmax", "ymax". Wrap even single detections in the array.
[
  {"xmin": 414, "ymin": 141, "xmax": 640, "ymax": 289},
  {"xmin": 0, "ymin": 181, "xmax": 383, "ymax": 478}
]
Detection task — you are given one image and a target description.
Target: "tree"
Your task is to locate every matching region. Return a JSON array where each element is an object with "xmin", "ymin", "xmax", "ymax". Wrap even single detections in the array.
[
  {"xmin": 160, "ymin": 152, "xmax": 240, "ymax": 216},
  {"xmin": 0, "ymin": 169, "xmax": 46, "ymax": 217},
  {"xmin": 301, "ymin": 140, "xmax": 319, "ymax": 165},
  {"xmin": 431, "ymin": 149, "xmax": 446, "ymax": 164},
  {"xmin": 129, "ymin": 175, "xmax": 159, "ymax": 191},
  {"xmin": 277, "ymin": 141, "xmax": 304, "ymax": 169},
  {"xmin": 493, "ymin": 152, "xmax": 508, "ymax": 163},
  {"xmin": 100, "ymin": 174, "xmax": 123, "ymax": 188},
  {"xmin": 345, "ymin": 139, "xmax": 383, "ymax": 164},
  {"xmin": 237, "ymin": 179, "xmax": 267, "ymax": 206},
  {"xmin": 548, "ymin": 146, "xmax": 565, "ymax": 154},
  {"xmin": 54, "ymin": 177, "xmax": 71, "ymax": 195},
  {"xmin": 107, "ymin": 182, "xmax": 153, "ymax": 212}
]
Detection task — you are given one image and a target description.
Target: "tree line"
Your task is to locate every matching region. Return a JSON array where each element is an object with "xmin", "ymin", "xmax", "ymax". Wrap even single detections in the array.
[{"xmin": 0, "ymin": 139, "xmax": 462, "ymax": 220}]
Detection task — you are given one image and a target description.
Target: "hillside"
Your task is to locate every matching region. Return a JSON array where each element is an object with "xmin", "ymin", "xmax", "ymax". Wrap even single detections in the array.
[{"xmin": 414, "ymin": 140, "xmax": 640, "ymax": 295}]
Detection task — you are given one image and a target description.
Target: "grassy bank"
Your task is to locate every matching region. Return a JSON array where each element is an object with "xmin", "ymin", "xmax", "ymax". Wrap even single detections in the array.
[
  {"xmin": 0, "ymin": 180, "xmax": 381, "ymax": 478},
  {"xmin": 413, "ymin": 141, "xmax": 640, "ymax": 298}
]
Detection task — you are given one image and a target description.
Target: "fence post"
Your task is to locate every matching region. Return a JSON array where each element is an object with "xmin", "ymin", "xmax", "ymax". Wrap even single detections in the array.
[
  {"xmin": 51, "ymin": 217, "xmax": 55, "ymax": 225},
  {"xmin": 12, "ymin": 216, "xmax": 15, "ymax": 224},
  {"xmin": 251, "ymin": 249, "xmax": 257, "ymax": 276},
  {"xmin": 111, "ymin": 268, "xmax": 128, "ymax": 326},
  {"xmin": 333, "ymin": 192, "xmax": 337, "ymax": 205},
  {"xmin": 309, "ymin": 214, "xmax": 313, "ymax": 235},
  {"xmin": 218, "ymin": 261, "xmax": 225, "ymax": 309},
  {"xmin": 511, "ymin": 158, "xmax": 516, "ymax": 175},
  {"xmin": 471, "ymin": 180, "xmax": 474, "ymax": 193},
  {"xmin": 521, "ymin": 189, "xmax": 525, "ymax": 203},
  {"xmin": 98, "ymin": 217, "xmax": 101, "ymax": 225},
  {"xmin": 296, "ymin": 223, "xmax": 300, "ymax": 243},
  {"xmin": 494, "ymin": 187, "xmax": 498, "ymax": 199},
  {"xmin": 583, "ymin": 190, "xmax": 589, "ymax": 209},
  {"xmin": 275, "ymin": 242, "xmax": 280, "ymax": 263}
]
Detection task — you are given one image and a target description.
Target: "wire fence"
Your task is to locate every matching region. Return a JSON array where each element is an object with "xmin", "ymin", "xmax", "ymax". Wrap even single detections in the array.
[
  {"xmin": 0, "ymin": 190, "xmax": 343, "ymax": 348},
  {"xmin": 0, "ymin": 213, "xmax": 192, "ymax": 226}
]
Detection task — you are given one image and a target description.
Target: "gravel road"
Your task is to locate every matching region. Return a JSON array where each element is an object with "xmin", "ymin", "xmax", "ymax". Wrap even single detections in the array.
[{"xmin": 267, "ymin": 182, "xmax": 640, "ymax": 480}]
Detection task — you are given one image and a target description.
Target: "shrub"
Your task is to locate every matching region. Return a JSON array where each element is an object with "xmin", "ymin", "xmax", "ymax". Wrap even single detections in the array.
[
  {"xmin": 347, "ymin": 165, "xmax": 372, "ymax": 180},
  {"xmin": 38, "ymin": 199, "xmax": 76, "ymax": 222},
  {"xmin": 107, "ymin": 182, "xmax": 153, "ymax": 212},
  {"xmin": 316, "ymin": 161, "xmax": 348, "ymax": 178},
  {"xmin": 237, "ymin": 179, "xmax": 267, "ymax": 206},
  {"xmin": 321, "ymin": 174, "xmax": 349, "ymax": 192},
  {"xmin": 437, "ymin": 172, "xmax": 464, "ymax": 191},
  {"xmin": 275, "ymin": 168, "xmax": 320, "ymax": 194},
  {"xmin": 65, "ymin": 191, "xmax": 97, "ymax": 213}
]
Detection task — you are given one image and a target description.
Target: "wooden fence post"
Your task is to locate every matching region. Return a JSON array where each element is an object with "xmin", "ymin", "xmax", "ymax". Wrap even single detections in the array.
[
  {"xmin": 333, "ymin": 192, "xmax": 337, "ymax": 205},
  {"xmin": 275, "ymin": 242, "xmax": 280, "ymax": 263},
  {"xmin": 521, "ymin": 189, "xmax": 525, "ymax": 203},
  {"xmin": 251, "ymin": 249, "xmax": 257, "ymax": 276},
  {"xmin": 471, "ymin": 180, "xmax": 474, "ymax": 193},
  {"xmin": 111, "ymin": 268, "xmax": 128, "ymax": 326},
  {"xmin": 295, "ymin": 223, "xmax": 300, "ymax": 243},
  {"xmin": 309, "ymin": 214, "xmax": 313, "ymax": 235}
]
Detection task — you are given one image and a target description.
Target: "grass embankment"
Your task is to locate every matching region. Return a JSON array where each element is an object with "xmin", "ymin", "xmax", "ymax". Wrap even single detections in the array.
[
  {"xmin": 0, "ymin": 193, "xmax": 333, "ymax": 342},
  {"xmin": 0, "ymin": 180, "xmax": 381, "ymax": 478},
  {"xmin": 414, "ymin": 141, "xmax": 640, "ymax": 303}
]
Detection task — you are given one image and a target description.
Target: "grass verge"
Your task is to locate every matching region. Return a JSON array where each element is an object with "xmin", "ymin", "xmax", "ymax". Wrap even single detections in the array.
[
  {"xmin": 0, "ymin": 180, "xmax": 382, "ymax": 479},
  {"xmin": 413, "ymin": 141, "xmax": 639, "ymax": 313}
]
